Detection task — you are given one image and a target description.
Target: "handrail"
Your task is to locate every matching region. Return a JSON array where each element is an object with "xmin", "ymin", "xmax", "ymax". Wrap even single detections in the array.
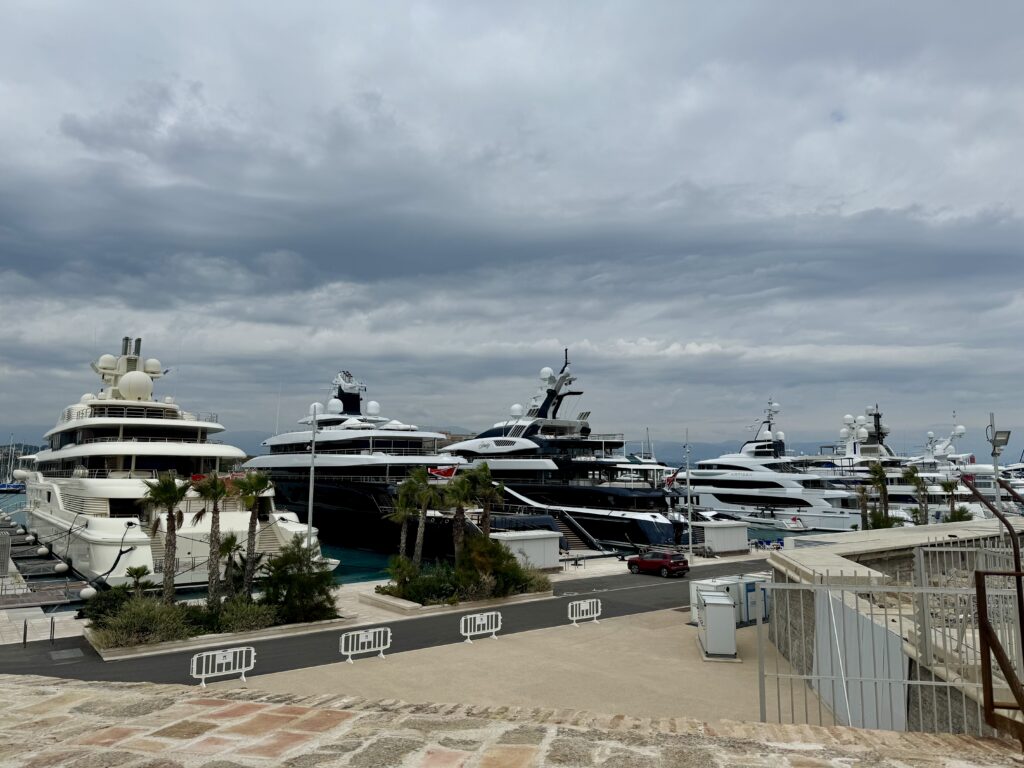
[
  {"xmin": 78, "ymin": 436, "xmax": 223, "ymax": 445},
  {"xmin": 964, "ymin": 476, "xmax": 1024, "ymax": 748}
]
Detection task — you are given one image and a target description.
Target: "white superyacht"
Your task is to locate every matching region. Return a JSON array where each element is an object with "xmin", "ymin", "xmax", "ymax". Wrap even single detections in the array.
[{"xmin": 22, "ymin": 336, "xmax": 329, "ymax": 589}]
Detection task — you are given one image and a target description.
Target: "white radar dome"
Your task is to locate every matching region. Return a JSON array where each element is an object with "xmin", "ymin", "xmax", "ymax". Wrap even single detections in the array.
[
  {"xmin": 843, "ymin": 414, "xmax": 855, "ymax": 425},
  {"xmin": 927, "ymin": 431, "xmax": 935, "ymax": 439},
  {"xmin": 144, "ymin": 358, "xmax": 162, "ymax": 374},
  {"xmin": 97, "ymin": 354, "xmax": 116, "ymax": 370},
  {"xmin": 770, "ymin": 402, "xmax": 781, "ymax": 413},
  {"xmin": 761, "ymin": 430, "xmax": 773, "ymax": 441},
  {"xmin": 118, "ymin": 370, "xmax": 153, "ymax": 401},
  {"xmin": 366, "ymin": 401, "xmax": 381, "ymax": 416},
  {"xmin": 776, "ymin": 431, "xmax": 785, "ymax": 441},
  {"xmin": 80, "ymin": 393, "xmax": 93, "ymax": 403},
  {"xmin": 539, "ymin": 367, "xmax": 554, "ymax": 380},
  {"xmin": 839, "ymin": 427, "xmax": 850, "ymax": 439},
  {"xmin": 855, "ymin": 415, "xmax": 866, "ymax": 425},
  {"xmin": 857, "ymin": 427, "xmax": 869, "ymax": 440},
  {"xmin": 310, "ymin": 402, "xmax": 325, "ymax": 416},
  {"xmin": 955, "ymin": 425, "xmax": 966, "ymax": 436},
  {"xmin": 326, "ymin": 398, "xmax": 344, "ymax": 414},
  {"xmin": 510, "ymin": 403, "xmax": 524, "ymax": 417}
]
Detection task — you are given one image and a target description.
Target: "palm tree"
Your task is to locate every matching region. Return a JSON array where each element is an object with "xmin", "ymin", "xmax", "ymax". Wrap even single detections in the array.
[
  {"xmin": 384, "ymin": 486, "xmax": 417, "ymax": 559},
  {"xmin": 469, "ymin": 463, "xmax": 503, "ymax": 537},
  {"xmin": 140, "ymin": 473, "xmax": 191, "ymax": 603},
  {"xmin": 192, "ymin": 472, "xmax": 230, "ymax": 612},
  {"xmin": 219, "ymin": 533, "xmax": 244, "ymax": 600},
  {"xmin": 403, "ymin": 467, "xmax": 443, "ymax": 568},
  {"xmin": 855, "ymin": 485, "xmax": 870, "ymax": 531},
  {"xmin": 867, "ymin": 462, "xmax": 890, "ymax": 524},
  {"xmin": 901, "ymin": 466, "xmax": 930, "ymax": 525},
  {"xmin": 232, "ymin": 471, "xmax": 273, "ymax": 597},
  {"xmin": 445, "ymin": 474, "xmax": 475, "ymax": 564},
  {"xmin": 125, "ymin": 565, "xmax": 154, "ymax": 598},
  {"xmin": 939, "ymin": 479, "xmax": 960, "ymax": 522}
]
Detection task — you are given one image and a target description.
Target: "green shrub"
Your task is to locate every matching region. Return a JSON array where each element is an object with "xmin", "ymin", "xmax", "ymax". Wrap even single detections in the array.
[
  {"xmin": 378, "ymin": 538, "xmax": 552, "ymax": 605},
  {"xmin": 219, "ymin": 597, "xmax": 277, "ymax": 633},
  {"xmin": 80, "ymin": 585, "xmax": 132, "ymax": 629},
  {"xmin": 90, "ymin": 596, "xmax": 195, "ymax": 648},
  {"xmin": 261, "ymin": 536, "xmax": 338, "ymax": 624}
]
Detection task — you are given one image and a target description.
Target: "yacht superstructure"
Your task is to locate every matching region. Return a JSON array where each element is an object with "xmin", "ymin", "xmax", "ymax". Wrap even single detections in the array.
[
  {"xmin": 674, "ymin": 401, "xmax": 859, "ymax": 532},
  {"xmin": 443, "ymin": 354, "xmax": 676, "ymax": 550},
  {"xmin": 22, "ymin": 336, "xmax": 327, "ymax": 589},
  {"xmin": 244, "ymin": 370, "xmax": 465, "ymax": 551}
]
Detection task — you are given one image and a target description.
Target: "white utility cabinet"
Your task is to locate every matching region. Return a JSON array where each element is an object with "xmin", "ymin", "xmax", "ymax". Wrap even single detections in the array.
[
  {"xmin": 696, "ymin": 591, "xmax": 737, "ymax": 658},
  {"xmin": 489, "ymin": 530, "xmax": 561, "ymax": 570}
]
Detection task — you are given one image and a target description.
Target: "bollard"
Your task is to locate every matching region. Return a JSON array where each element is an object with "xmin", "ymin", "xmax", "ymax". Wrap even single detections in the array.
[
  {"xmin": 49, "ymin": 616, "xmax": 55, "ymax": 645},
  {"xmin": 22, "ymin": 619, "xmax": 27, "ymax": 648}
]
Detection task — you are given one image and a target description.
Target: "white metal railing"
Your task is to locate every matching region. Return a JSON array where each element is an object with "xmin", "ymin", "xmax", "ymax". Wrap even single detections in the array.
[
  {"xmin": 190, "ymin": 646, "xmax": 256, "ymax": 687},
  {"xmin": 459, "ymin": 611, "xmax": 502, "ymax": 642},
  {"xmin": 568, "ymin": 598, "xmax": 602, "ymax": 626},
  {"xmin": 62, "ymin": 406, "xmax": 219, "ymax": 422},
  {"xmin": 43, "ymin": 469, "xmax": 161, "ymax": 479},
  {"xmin": 79, "ymin": 437, "xmax": 224, "ymax": 445},
  {"xmin": 339, "ymin": 627, "xmax": 392, "ymax": 663}
]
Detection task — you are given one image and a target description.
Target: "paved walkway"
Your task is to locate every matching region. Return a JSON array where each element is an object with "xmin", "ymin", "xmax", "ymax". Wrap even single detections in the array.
[{"xmin": 0, "ymin": 673, "xmax": 1016, "ymax": 767}]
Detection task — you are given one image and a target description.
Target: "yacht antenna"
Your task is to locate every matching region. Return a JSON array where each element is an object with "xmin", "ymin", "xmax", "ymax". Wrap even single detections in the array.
[{"xmin": 685, "ymin": 429, "xmax": 693, "ymax": 561}]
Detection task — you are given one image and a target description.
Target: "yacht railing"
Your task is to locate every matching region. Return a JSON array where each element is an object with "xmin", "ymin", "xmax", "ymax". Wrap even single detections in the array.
[
  {"xmin": 43, "ymin": 469, "xmax": 161, "ymax": 479},
  {"xmin": 78, "ymin": 436, "xmax": 224, "ymax": 445},
  {"xmin": 289, "ymin": 447, "xmax": 445, "ymax": 457},
  {"xmin": 60, "ymin": 406, "xmax": 219, "ymax": 423}
]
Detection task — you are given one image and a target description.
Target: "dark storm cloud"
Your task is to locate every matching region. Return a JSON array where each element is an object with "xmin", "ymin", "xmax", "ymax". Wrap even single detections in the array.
[{"xmin": 1, "ymin": 1, "xmax": 1023, "ymax": 453}]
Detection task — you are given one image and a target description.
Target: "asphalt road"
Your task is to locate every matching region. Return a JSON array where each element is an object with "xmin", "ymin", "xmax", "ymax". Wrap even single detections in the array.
[{"xmin": 0, "ymin": 558, "xmax": 764, "ymax": 685}]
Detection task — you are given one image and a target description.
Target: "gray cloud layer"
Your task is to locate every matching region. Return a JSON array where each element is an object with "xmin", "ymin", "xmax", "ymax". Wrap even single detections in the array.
[{"xmin": 1, "ymin": 2, "xmax": 1023, "ymax": 457}]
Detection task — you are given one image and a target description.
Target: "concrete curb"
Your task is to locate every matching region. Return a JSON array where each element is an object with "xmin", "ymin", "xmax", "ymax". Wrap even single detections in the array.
[
  {"xmin": 358, "ymin": 589, "xmax": 555, "ymax": 616},
  {"xmin": 86, "ymin": 614, "xmax": 359, "ymax": 661}
]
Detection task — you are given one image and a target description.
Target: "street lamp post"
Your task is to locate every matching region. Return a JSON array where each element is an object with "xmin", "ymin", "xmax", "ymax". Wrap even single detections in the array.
[
  {"xmin": 987, "ymin": 412, "xmax": 1012, "ymax": 513},
  {"xmin": 306, "ymin": 402, "xmax": 321, "ymax": 550},
  {"xmin": 685, "ymin": 430, "xmax": 693, "ymax": 561}
]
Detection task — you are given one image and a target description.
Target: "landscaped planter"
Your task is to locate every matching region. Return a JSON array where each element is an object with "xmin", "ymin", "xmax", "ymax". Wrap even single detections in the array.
[
  {"xmin": 84, "ymin": 614, "xmax": 358, "ymax": 661},
  {"xmin": 358, "ymin": 589, "xmax": 555, "ymax": 616}
]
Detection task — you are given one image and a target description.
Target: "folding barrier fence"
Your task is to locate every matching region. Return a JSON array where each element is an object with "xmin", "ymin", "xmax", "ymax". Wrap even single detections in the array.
[
  {"xmin": 190, "ymin": 646, "xmax": 256, "ymax": 687},
  {"xmin": 339, "ymin": 626, "xmax": 392, "ymax": 663},
  {"xmin": 568, "ymin": 598, "xmax": 602, "ymax": 626},
  {"xmin": 460, "ymin": 611, "xmax": 502, "ymax": 642}
]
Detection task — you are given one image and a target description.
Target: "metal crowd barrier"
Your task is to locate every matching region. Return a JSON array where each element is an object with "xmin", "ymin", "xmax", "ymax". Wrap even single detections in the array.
[
  {"xmin": 568, "ymin": 598, "xmax": 602, "ymax": 626},
  {"xmin": 339, "ymin": 626, "xmax": 392, "ymax": 663},
  {"xmin": 459, "ymin": 610, "xmax": 502, "ymax": 643},
  {"xmin": 190, "ymin": 646, "xmax": 256, "ymax": 687}
]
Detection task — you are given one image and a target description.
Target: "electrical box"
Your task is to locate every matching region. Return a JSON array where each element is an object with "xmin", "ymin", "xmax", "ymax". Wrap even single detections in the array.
[{"xmin": 696, "ymin": 590, "xmax": 737, "ymax": 658}]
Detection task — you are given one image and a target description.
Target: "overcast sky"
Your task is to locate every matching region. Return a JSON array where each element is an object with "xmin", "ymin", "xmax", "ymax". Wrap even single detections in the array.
[{"xmin": 2, "ymin": 2, "xmax": 1023, "ymax": 458}]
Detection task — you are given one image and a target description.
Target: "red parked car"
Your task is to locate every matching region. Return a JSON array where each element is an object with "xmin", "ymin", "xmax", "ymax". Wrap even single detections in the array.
[{"xmin": 627, "ymin": 550, "xmax": 690, "ymax": 578}]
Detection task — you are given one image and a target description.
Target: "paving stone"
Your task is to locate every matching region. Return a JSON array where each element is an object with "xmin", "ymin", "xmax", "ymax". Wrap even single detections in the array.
[
  {"xmin": 438, "ymin": 737, "xmax": 483, "ymax": 751},
  {"xmin": 221, "ymin": 712, "xmax": 303, "ymax": 735},
  {"xmin": 72, "ymin": 696, "xmax": 179, "ymax": 719},
  {"xmin": 197, "ymin": 762, "xmax": 250, "ymax": 768},
  {"xmin": 498, "ymin": 725, "xmax": 548, "ymax": 745},
  {"xmin": 600, "ymin": 747, "xmax": 658, "ymax": 768},
  {"xmin": 545, "ymin": 737, "xmax": 596, "ymax": 766},
  {"xmin": 290, "ymin": 709, "xmax": 355, "ymax": 733},
  {"xmin": 237, "ymin": 730, "xmax": 320, "ymax": 759},
  {"xmin": 415, "ymin": 747, "xmax": 471, "ymax": 768},
  {"xmin": 347, "ymin": 736, "xmax": 425, "ymax": 768},
  {"xmin": 204, "ymin": 702, "xmax": 270, "ymax": 720},
  {"xmin": 282, "ymin": 753, "xmax": 344, "ymax": 768},
  {"xmin": 478, "ymin": 745, "xmax": 539, "ymax": 768},
  {"xmin": 178, "ymin": 736, "xmax": 240, "ymax": 755},
  {"xmin": 150, "ymin": 720, "xmax": 219, "ymax": 740},
  {"xmin": 658, "ymin": 747, "xmax": 720, "ymax": 768},
  {"xmin": 402, "ymin": 717, "xmax": 490, "ymax": 733},
  {"xmin": 118, "ymin": 738, "xmax": 175, "ymax": 753},
  {"xmin": 19, "ymin": 749, "xmax": 87, "ymax": 768},
  {"xmin": 78, "ymin": 726, "xmax": 147, "ymax": 747},
  {"xmin": 65, "ymin": 750, "xmax": 138, "ymax": 768},
  {"xmin": 131, "ymin": 760, "xmax": 185, "ymax": 768}
]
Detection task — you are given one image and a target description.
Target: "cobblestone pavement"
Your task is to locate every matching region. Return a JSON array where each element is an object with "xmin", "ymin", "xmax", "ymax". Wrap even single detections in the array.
[{"xmin": 0, "ymin": 674, "xmax": 1019, "ymax": 767}]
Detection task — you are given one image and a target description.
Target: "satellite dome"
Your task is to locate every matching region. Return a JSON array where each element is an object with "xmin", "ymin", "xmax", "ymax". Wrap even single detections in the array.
[
  {"xmin": 839, "ymin": 427, "xmax": 850, "ymax": 439},
  {"xmin": 843, "ymin": 414, "xmax": 855, "ymax": 425},
  {"xmin": 80, "ymin": 393, "xmax": 93, "ymax": 403},
  {"xmin": 310, "ymin": 402, "xmax": 325, "ymax": 416},
  {"xmin": 955, "ymin": 425, "xmax": 966, "ymax": 436},
  {"xmin": 855, "ymin": 415, "xmax": 867, "ymax": 425},
  {"xmin": 327, "ymin": 398, "xmax": 344, "ymax": 414},
  {"xmin": 761, "ymin": 430, "xmax": 773, "ymax": 441},
  {"xmin": 927, "ymin": 431, "xmax": 935, "ymax": 439},
  {"xmin": 97, "ymin": 354, "xmax": 116, "ymax": 370},
  {"xmin": 776, "ymin": 431, "xmax": 785, "ymax": 441},
  {"xmin": 144, "ymin": 358, "xmax": 162, "ymax": 374},
  {"xmin": 118, "ymin": 370, "xmax": 153, "ymax": 401},
  {"xmin": 510, "ymin": 403, "xmax": 524, "ymax": 417},
  {"xmin": 539, "ymin": 367, "xmax": 554, "ymax": 380},
  {"xmin": 366, "ymin": 401, "xmax": 381, "ymax": 416},
  {"xmin": 856, "ymin": 427, "xmax": 869, "ymax": 440},
  {"xmin": 770, "ymin": 402, "xmax": 781, "ymax": 413}
]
